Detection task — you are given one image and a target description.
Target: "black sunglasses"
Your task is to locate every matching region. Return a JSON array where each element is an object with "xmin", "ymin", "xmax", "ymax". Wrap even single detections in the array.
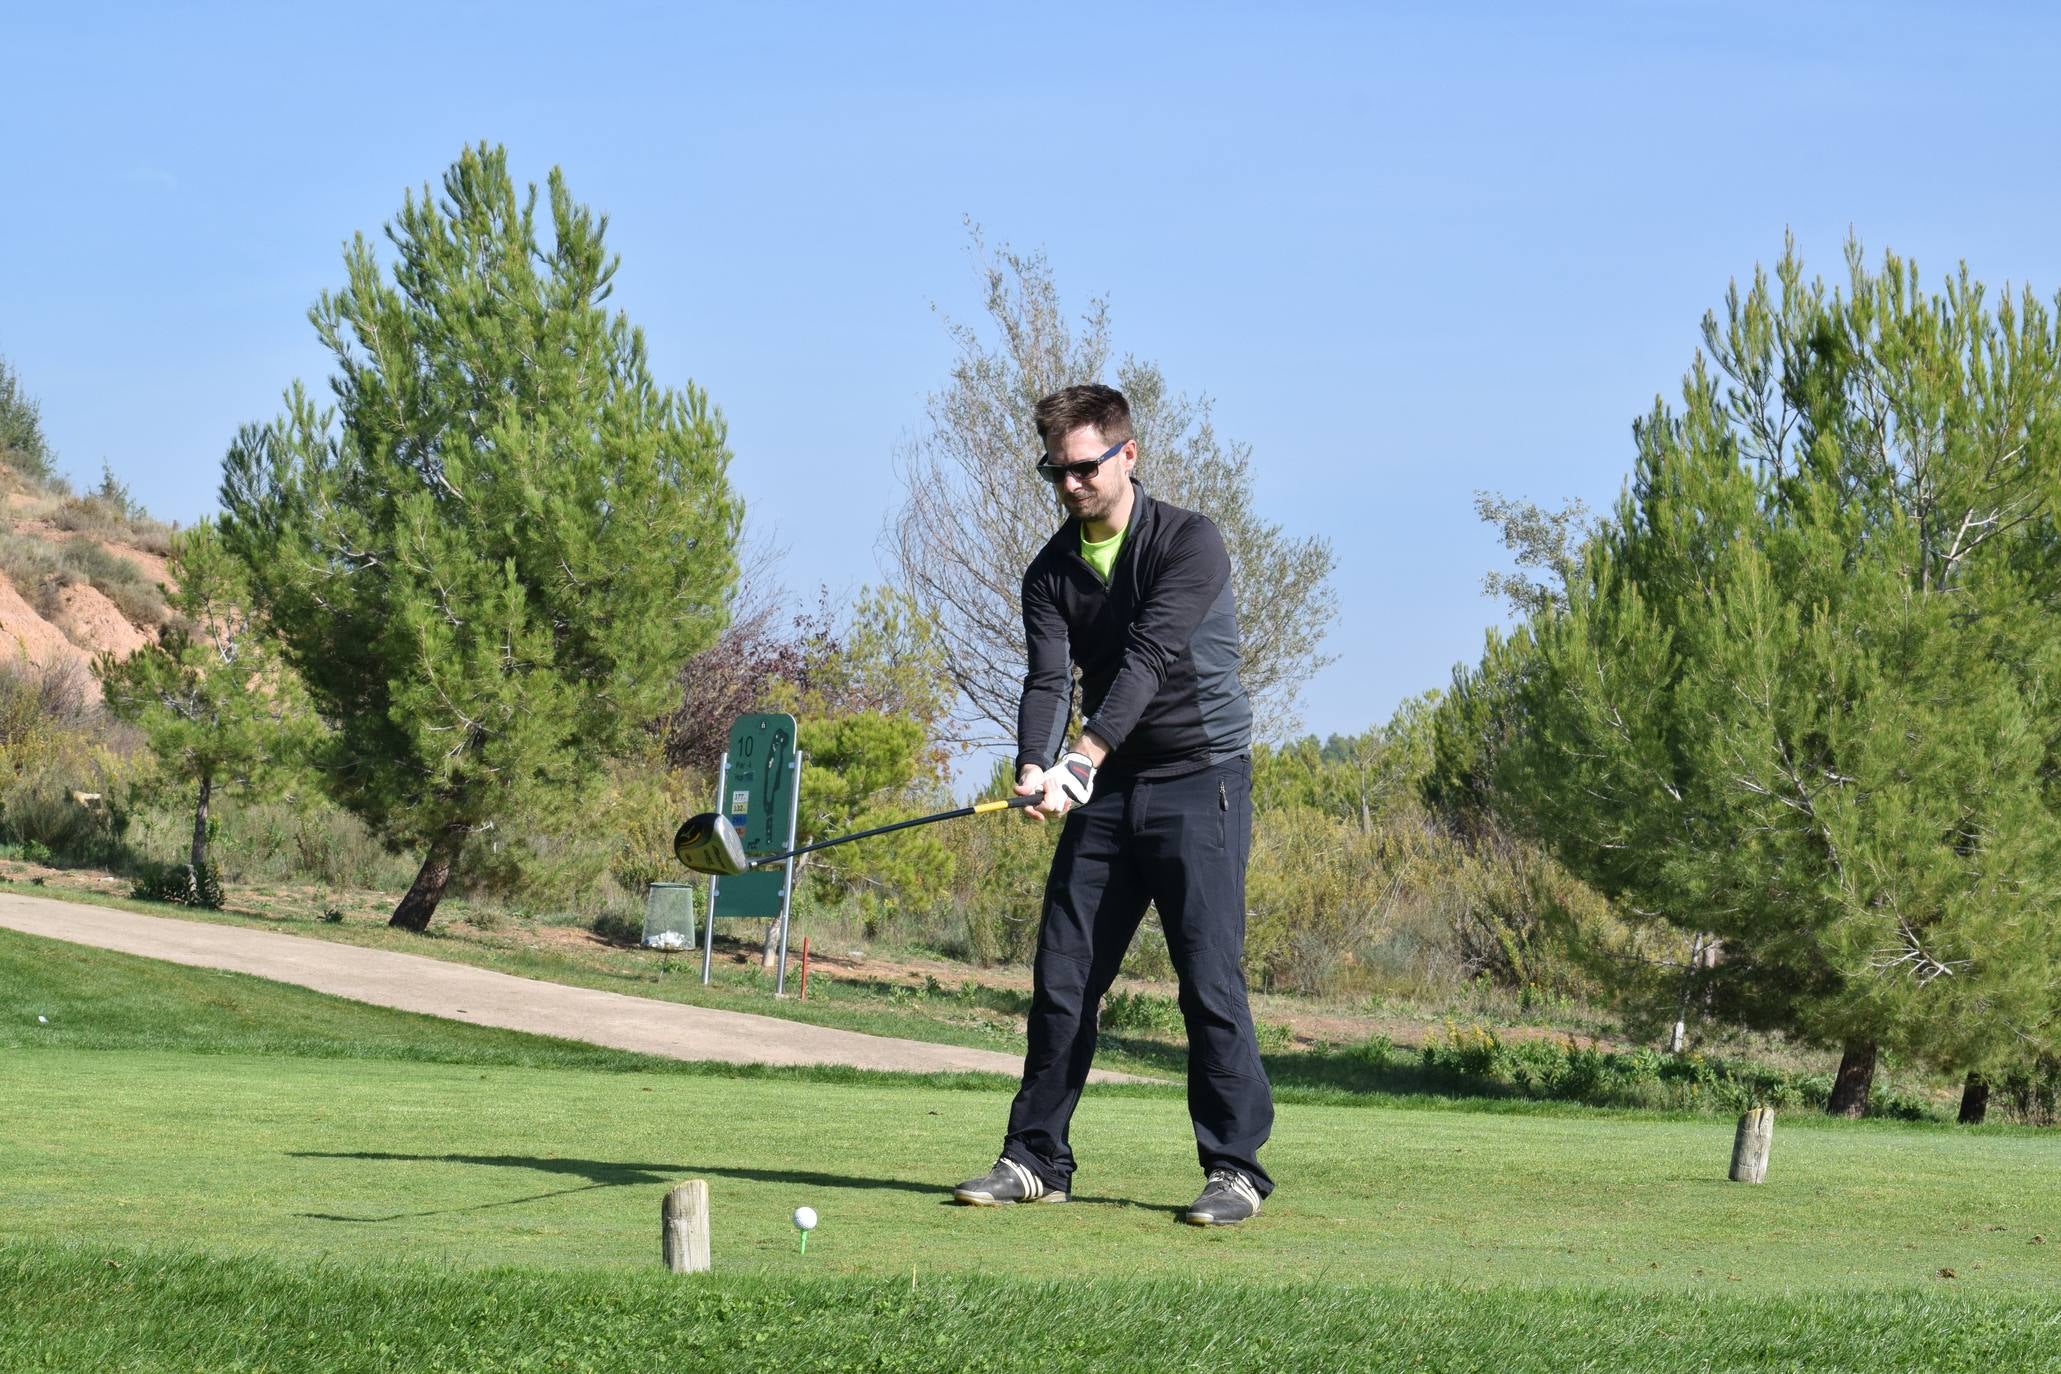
[{"xmin": 1035, "ymin": 439, "xmax": 1127, "ymax": 484}]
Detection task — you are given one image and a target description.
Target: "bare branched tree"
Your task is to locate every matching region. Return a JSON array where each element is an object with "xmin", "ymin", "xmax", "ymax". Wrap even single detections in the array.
[{"xmin": 888, "ymin": 226, "xmax": 1337, "ymax": 747}]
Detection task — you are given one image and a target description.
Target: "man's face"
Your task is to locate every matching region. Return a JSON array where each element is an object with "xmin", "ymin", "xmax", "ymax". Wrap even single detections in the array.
[{"xmin": 1047, "ymin": 425, "xmax": 1135, "ymax": 525}]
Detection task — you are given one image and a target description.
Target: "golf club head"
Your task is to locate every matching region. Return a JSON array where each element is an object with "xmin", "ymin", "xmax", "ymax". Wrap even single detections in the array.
[{"xmin": 674, "ymin": 812, "xmax": 749, "ymax": 876}]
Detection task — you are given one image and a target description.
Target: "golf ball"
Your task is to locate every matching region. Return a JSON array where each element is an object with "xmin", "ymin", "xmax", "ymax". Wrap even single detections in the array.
[
  {"xmin": 792, "ymin": 1206, "xmax": 817, "ymax": 1231},
  {"xmin": 37, "ymin": 1015, "xmax": 47, "ymax": 1024}
]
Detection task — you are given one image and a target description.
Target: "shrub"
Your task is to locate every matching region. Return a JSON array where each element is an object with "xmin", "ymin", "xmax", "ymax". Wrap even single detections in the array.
[
  {"xmin": 1254, "ymin": 1018, "xmax": 1296, "ymax": 1052},
  {"xmin": 121, "ymin": 794, "xmax": 412, "ymax": 891},
  {"xmin": 131, "ymin": 859, "xmax": 224, "ymax": 909},
  {"xmin": 1447, "ymin": 839, "xmax": 1605, "ymax": 994},
  {"xmin": 52, "ymin": 495, "xmax": 124, "ymax": 538},
  {"xmin": 1100, "ymin": 989, "xmax": 1183, "ymax": 1037},
  {"xmin": 47, "ymin": 468, "xmax": 172, "ymax": 555},
  {"xmin": 1417, "ymin": 1021, "xmax": 1936, "ymax": 1118},
  {"xmin": 0, "ymin": 527, "xmax": 169, "ymax": 631},
  {"xmin": 590, "ymin": 905, "xmax": 644, "ymax": 946},
  {"xmin": 1, "ymin": 765, "xmax": 126, "ymax": 863},
  {"xmin": 942, "ymin": 797, "xmax": 1058, "ymax": 966},
  {"xmin": 1423, "ymin": 1020, "xmax": 1502, "ymax": 1079},
  {"xmin": 1244, "ymin": 806, "xmax": 1452, "ymax": 996},
  {"xmin": 2001, "ymin": 1057, "xmax": 2060, "ymax": 1127},
  {"xmin": 0, "ymin": 660, "xmax": 132, "ymax": 865},
  {"xmin": 56, "ymin": 537, "xmax": 168, "ymax": 628},
  {"xmin": 0, "ymin": 531, "xmax": 65, "ymax": 608},
  {"xmin": 1344, "ymin": 1032, "xmax": 1394, "ymax": 1067}
]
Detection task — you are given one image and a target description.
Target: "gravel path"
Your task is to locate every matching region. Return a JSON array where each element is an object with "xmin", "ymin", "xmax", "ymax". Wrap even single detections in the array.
[{"xmin": 0, "ymin": 893, "xmax": 1149, "ymax": 1083}]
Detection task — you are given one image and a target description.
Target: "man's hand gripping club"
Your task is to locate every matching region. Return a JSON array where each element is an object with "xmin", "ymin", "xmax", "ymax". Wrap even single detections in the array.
[{"xmin": 1016, "ymin": 733, "xmax": 1107, "ymax": 820}]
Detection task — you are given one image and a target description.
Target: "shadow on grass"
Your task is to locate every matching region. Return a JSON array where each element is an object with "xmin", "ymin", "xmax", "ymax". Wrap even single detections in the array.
[{"xmin": 289, "ymin": 1151, "xmax": 1142, "ymax": 1220}]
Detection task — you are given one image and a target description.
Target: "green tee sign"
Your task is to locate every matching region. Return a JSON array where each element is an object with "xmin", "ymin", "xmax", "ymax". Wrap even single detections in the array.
[{"xmin": 711, "ymin": 712, "xmax": 799, "ymax": 919}]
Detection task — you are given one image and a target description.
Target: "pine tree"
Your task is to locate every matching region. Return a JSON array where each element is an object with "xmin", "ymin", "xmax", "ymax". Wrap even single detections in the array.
[
  {"xmin": 219, "ymin": 144, "xmax": 741, "ymax": 931},
  {"xmin": 1491, "ymin": 241, "xmax": 2061, "ymax": 1112},
  {"xmin": 97, "ymin": 520, "xmax": 315, "ymax": 872}
]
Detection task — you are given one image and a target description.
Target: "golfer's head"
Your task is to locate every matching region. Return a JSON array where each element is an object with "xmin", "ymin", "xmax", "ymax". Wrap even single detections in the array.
[{"xmin": 1034, "ymin": 384, "xmax": 1136, "ymax": 521}]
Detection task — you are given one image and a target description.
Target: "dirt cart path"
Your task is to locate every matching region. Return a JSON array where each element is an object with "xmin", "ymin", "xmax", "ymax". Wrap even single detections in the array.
[{"xmin": 0, "ymin": 894, "xmax": 1147, "ymax": 1083}]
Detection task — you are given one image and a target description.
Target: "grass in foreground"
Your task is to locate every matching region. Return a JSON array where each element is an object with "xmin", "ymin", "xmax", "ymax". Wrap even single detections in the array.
[
  {"xmin": 5, "ymin": 1245, "xmax": 2057, "ymax": 1374},
  {"xmin": 8, "ymin": 939, "xmax": 2061, "ymax": 1372},
  {"xmin": 8, "ymin": 1043, "xmax": 2057, "ymax": 1288}
]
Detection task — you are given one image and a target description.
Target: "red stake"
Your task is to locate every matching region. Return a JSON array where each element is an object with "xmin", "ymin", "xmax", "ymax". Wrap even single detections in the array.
[{"xmin": 800, "ymin": 937, "xmax": 810, "ymax": 1000}]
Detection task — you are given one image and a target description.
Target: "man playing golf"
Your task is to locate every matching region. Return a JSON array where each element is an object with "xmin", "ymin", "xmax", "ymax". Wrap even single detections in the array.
[{"xmin": 952, "ymin": 383, "xmax": 1274, "ymax": 1226}]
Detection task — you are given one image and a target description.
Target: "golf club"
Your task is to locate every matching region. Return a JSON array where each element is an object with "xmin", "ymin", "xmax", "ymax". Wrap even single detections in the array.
[{"xmin": 675, "ymin": 794, "xmax": 1039, "ymax": 876}]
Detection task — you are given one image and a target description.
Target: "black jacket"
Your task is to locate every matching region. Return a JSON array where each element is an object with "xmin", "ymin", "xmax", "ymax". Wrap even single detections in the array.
[{"xmin": 1015, "ymin": 486, "xmax": 1253, "ymax": 780}]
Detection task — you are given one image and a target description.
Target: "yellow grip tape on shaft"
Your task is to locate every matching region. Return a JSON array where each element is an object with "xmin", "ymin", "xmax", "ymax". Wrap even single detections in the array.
[{"xmin": 972, "ymin": 799, "xmax": 1010, "ymax": 814}]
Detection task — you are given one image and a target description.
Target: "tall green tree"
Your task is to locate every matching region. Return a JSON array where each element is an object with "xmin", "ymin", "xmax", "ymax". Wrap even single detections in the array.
[
  {"xmin": 1490, "ymin": 241, "xmax": 2061, "ymax": 1113},
  {"xmin": 97, "ymin": 521, "xmax": 315, "ymax": 872},
  {"xmin": 889, "ymin": 225, "xmax": 1338, "ymax": 746},
  {"xmin": 220, "ymin": 144, "xmax": 741, "ymax": 931}
]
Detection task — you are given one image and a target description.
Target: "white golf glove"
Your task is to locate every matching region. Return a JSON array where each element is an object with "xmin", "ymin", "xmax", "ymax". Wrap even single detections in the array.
[{"xmin": 1055, "ymin": 751, "xmax": 1097, "ymax": 808}]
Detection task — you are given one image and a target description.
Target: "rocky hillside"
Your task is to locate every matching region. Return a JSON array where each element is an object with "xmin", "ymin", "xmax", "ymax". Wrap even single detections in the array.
[{"xmin": 0, "ymin": 469, "xmax": 177, "ymax": 696}]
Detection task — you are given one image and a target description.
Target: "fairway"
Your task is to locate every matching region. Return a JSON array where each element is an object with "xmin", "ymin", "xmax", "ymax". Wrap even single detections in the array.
[
  {"xmin": 8, "ymin": 1050, "xmax": 2061, "ymax": 1290},
  {"xmin": 7, "ymin": 934, "xmax": 2061, "ymax": 1371}
]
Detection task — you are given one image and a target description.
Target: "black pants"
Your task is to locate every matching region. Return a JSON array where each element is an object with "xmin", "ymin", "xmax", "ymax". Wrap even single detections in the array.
[{"xmin": 1002, "ymin": 755, "xmax": 1274, "ymax": 1196}]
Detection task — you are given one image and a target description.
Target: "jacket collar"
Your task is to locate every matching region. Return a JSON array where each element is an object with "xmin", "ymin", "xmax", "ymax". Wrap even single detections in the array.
[{"xmin": 1058, "ymin": 479, "xmax": 1154, "ymax": 546}]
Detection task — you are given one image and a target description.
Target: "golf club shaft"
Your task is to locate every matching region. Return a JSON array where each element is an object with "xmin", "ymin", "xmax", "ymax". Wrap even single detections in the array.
[{"xmin": 744, "ymin": 793, "xmax": 1038, "ymax": 869}]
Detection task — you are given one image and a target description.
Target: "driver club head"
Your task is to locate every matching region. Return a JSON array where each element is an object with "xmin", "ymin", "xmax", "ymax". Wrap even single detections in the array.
[{"xmin": 674, "ymin": 812, "xmax": 750, "ymax": 876}]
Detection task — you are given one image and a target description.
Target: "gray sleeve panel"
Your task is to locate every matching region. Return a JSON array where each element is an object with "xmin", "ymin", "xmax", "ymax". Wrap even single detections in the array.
[
  {"xmin": 1190, "ymin": 579, "xmax": 1253, "ymax": 754},
  {"xmin": 1082, "ymin": 514, "xmax": 1233, "ymax": 755},
  {"xmin": 1016, "ymin": 566, "xmax": 1074, "ymax": 774}
]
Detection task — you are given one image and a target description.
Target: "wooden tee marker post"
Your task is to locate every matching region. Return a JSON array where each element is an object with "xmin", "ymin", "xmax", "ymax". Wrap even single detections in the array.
[
  {"xmin": 662, "ymin": 1180, "xmax": 712, "ymax": 1273},
  {"xmin": 1729, "ymin": 1106, "xmax": 1774, "ymax": 1184}
]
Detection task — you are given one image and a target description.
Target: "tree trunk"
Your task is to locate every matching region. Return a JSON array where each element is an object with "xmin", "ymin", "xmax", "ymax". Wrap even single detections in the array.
[
  {"xmin": 190, "ymin": 773, "xmax": 213, "ymax": 873},
  {"xmin": 389, "ymin": 823, "xmax": 469, "ymax": 932},
  {"xmin": 1958, "ymin": 1072, "xmax": 1989, "ymax": 1125},
  {"xmin": 1827, "ymin": 1039, "xmax": 1877, "ymax": 1118},
  {"xmin": 1667, "ymin": 932, "xmax": 1709, "ymax": 1055}
]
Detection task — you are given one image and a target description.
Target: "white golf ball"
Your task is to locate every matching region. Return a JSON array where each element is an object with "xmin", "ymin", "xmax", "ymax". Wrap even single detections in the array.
[
  {"xmin": 37, "ymin": 1015, "xmax": 48, "ymax": 1024},
  {"xmin": 791, "ymin": 1206, "xmax": 817, "ymax": 1231}
]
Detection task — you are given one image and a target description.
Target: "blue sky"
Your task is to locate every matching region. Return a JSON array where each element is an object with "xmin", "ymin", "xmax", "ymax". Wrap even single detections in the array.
[{"xmin": 7, "ymin": 1, "xmax": 2061, "ymax": 777}]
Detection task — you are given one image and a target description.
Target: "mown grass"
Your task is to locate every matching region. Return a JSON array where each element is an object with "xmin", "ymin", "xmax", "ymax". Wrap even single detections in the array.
[
  {"xmin": 7, "ymin": 936, "xmax": 2060, "ymax": 1371},
  {"xmin": 1, "ymin": 926, "xmax": 730, "ymax": 1073},
  {"xmin": 7, "ymin": 937, "xmax": 2057, "ymax": 1288},
  {"xmin": 13, "ymin": 1044, "xmax": 2057, "ymax": 1286},
  {"xmin": 5, "ymin": 1245, "xmax": 2058, "ymax": 1374}
]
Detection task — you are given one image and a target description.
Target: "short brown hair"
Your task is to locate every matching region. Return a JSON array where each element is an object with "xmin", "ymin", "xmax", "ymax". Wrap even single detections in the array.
[{"xmin": 1034, "ymin": 384, "xmax": 1133, "ymax": 452}]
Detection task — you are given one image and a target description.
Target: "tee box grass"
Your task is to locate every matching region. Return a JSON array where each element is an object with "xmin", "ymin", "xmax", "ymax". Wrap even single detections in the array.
[{"xmin": 3, "ymin": 928, "xmax": 2057, "ymax": 1372}]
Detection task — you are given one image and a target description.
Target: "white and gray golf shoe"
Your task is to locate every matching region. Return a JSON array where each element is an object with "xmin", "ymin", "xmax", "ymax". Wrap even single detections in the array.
[
  {"xmin": 951, "ymin": 1156, "xmax": 1067, "ymax": 1206},
  {"xmin": 1184, "ymin": 1168, "xmax": 1262, "ymax": 1226}
]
